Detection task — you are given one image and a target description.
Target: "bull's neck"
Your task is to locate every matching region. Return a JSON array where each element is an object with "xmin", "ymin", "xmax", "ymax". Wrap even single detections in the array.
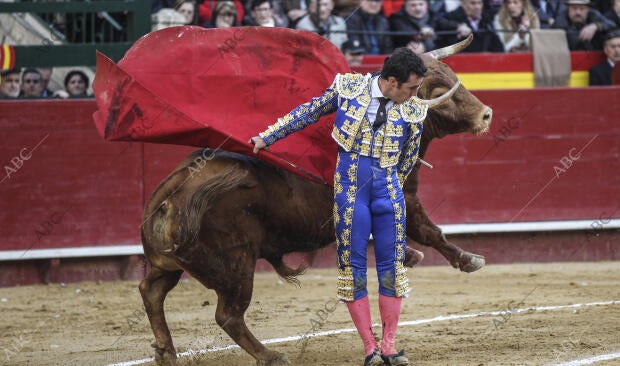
[{"xmin": 419, "ymin": 115, "xmax": 443, "ymax": 159}]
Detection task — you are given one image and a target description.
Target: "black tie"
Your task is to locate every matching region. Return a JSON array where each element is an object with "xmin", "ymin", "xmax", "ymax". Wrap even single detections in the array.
[{"xmin": 373, "ymin": 97, "xmax": 389, "ymax": 131}]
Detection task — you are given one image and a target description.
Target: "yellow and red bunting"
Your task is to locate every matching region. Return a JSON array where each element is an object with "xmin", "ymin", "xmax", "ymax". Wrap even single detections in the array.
[
  {"xmin": 1, "ymin": 45, "xmax": 16, "ymax": 70},
  {"xmin": 358, "ymin": 51, "xmax": 606, "ymax": 89}
]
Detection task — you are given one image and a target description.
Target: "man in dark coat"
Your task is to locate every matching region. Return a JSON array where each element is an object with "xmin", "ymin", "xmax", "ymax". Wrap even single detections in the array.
[
  {"xmin": 531, "ymin": 0, "xmax": 566, "ymax": 28},
  {"xmin": 390, "ymin": 0, "xmax": 438, "ymax": 52},
  {"xmin": 552, "ymin": 0, "xmax": 616, "ymax": 50},
  {"xmin": 589, "ymin": 30, "xmax": 620, "ymax": 85},
  {"xmin": 435, "ymin": 0, "xmax": 503, "ymax": 52},
  {"xmin": 346, "ymin": 0, "xmax": 394, "ymax": 54}
]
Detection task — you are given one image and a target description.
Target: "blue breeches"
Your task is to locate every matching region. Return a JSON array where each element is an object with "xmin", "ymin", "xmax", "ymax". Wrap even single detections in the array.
[{"xmin": 334, "ymin": 153, "xmax": 409, "ymax": 301}]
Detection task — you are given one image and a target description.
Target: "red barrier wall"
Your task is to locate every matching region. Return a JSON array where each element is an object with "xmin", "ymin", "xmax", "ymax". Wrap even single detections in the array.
[{"xmin": 1, "ymin": 86, "xmax": 619, "ymax": 286}]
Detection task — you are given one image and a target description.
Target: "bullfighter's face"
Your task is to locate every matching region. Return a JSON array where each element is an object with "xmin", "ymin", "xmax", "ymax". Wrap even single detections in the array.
[{"xmin": 384, "ymin": 74, "xmax": 424, "ymax": 104}]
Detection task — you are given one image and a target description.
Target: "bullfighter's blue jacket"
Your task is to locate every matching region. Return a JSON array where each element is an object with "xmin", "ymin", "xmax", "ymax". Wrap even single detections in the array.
[{"xmin": 259, "ymin": 73, "xmax": 428, "ymax": 186}]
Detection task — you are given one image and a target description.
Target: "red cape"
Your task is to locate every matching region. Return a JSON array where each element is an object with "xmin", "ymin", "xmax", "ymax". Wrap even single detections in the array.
[{"xmin": 93, "ymin": 26, "xmax": 351, "ymax": 185}]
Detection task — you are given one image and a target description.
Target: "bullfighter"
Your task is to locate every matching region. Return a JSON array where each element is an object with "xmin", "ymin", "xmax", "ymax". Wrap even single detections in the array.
[{"xmin": 250, "ymin": 47, "xmax": 432, "ymax": 366}]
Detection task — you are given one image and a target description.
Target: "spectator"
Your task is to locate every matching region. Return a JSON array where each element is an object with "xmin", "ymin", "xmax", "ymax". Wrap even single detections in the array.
[
  {"xmin": 54, "ymin": 70, "xmax": 90, "ymax": 99},
  {"xmin": 203, "ymin": 1, "xmax": 239, "ymax": 28},
  {"xmin": 603, "ymin": 0, "xmax": 620, "ymax": 28},
  {"xmin": 553, "ymin": 0, "xmax": 616, "ymax": 50},
  {"xmin": 484, "ymin": 0, "xmax": 505, "ymax": 18},
  {"xmin": 589, "ymin": 29, "xmax": 620, "ymax": 85},
  {"xmin": 269, "ymin": 0, "xmax": 293, "ymax": 27},
  {"xmin": 243, "ymin": 0, "xmax": 289, "ymax": 27},
  {"xmin": 390, "ymin": 0, "xmax": 438, "ymax": 52},
  {"xmin": 36, "ymin": 68, "xmax": 54, "ymax": 97},
  {"xmin": 346, "ymin": 0, "xmax": 394, "ymax": 55},
  {"xmin": 1, "ymin": 68, "xmax": 21, "ymax": 98},
  {"xmin": 283, "ymin": 0, "xmax": 309, "ymax": 27},
  {"xmin": 20, "ymin": 68, "xmax": 43, "ymax": 98},
  {"xmin": 436, "ymin": 0, "xmax": 504, "ymax": 52},
  {"xmin": 296, "ymin": 0, "xmax": 347, "ymax": 49},
  {"xmin": 198, "ymin": 0, "xmax": 244, "ymax": 25},
  {"xmin": 430, "ymin": 0, "xmax": 462, "ymax": 18},
  {"xmin": 493, "ymin": 0, "xmax": 540, "ymax": 52},
  {"xmin": 341, "ymin": 38, "xmax": 366, "ymax": 66},
  {"xmin": 531, "ymin": 0, "xmax": 565, "ymax": 28},
  {"xmin": 152, "ymin": 8, "xmax": 187, "ymax": 30},
  {"xmin": 175, "ymin": 0, "xmax": 197, "ymax": 24},
  {"xmin": 334, "ymin": 0, "xmax": 361, "ymax": 17}
]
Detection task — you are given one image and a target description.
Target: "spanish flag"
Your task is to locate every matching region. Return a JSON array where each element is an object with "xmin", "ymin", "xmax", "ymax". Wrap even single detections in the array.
[{"xmin": 1, "ymin": 45, "xmax": 16, "ymax": 70}]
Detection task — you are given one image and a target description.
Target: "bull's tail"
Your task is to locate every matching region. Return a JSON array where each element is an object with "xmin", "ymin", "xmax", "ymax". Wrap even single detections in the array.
[
  {"xmin": 180, "ymin": 164, "xmax": 249, "ymax": 246},
  {"xmin": 266, "ymin": 255, "xmax": 307, "ymax": 287}
]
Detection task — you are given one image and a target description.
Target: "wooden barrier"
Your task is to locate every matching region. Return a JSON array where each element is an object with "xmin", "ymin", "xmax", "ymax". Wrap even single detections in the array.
[{"xmin": 1, "ymin": 85, "xmax": 619, "ymax": 285}]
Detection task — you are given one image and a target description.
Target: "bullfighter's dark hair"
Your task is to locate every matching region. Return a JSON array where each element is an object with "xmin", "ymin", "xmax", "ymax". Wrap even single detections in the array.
[{"xmin": 380, "ymin": 47, "xmax": 427, "ymax": 85}]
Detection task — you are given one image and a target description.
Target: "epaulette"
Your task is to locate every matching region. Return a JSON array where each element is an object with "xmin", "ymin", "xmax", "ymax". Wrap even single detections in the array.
[
  {"xmin": 399, "ymin": 98, "xmax": 428, "ymax": 124},
  {"xmin": 336, "ymin": 73, "xmax": 371, "ymax": 100}
]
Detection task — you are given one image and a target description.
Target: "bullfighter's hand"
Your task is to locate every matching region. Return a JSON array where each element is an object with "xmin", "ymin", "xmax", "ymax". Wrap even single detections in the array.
[{"xmin": 249, "ymin": 136, "xmax": 269, "ymax": 154}]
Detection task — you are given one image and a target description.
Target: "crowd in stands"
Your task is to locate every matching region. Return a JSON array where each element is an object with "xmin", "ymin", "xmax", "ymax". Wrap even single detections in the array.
[
  {"xmin": 147, "ymin": 0, "xmax": 619, "ymax": 85},
  {"xmin": 146, "ymin": 0, "xmax": 620, "ymax": 53},
  {"xmin": 2, "ymin": 0, "xmax": 620, "ymax": 98},
  {"xmin": 1, "ymin": 67, "xmax": 91, "ymax": 99}
]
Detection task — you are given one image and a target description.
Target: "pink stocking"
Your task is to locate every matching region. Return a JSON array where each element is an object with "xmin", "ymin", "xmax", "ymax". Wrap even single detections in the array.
[
  {"xmin": 346, "ymin": 296, "xmax": 377, "ymax": 355},
  {"xmin": 379, "ymin": 294, "xmax": 402, "ymax": 355}
]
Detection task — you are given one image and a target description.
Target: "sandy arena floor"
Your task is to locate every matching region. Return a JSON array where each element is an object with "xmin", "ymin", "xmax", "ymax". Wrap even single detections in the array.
[{"xmin": 1, "ymin": 261, "xmax": 619, "ymax": 366}]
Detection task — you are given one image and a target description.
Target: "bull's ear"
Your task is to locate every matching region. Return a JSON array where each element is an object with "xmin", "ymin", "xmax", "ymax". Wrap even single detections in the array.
[
  {"xmin": 416, "ymin": 79, "xmax": 461, "ymax": 108},
  {"xmin": 424, "ymin": 35, "xmax": 473, "ymax": 60}
]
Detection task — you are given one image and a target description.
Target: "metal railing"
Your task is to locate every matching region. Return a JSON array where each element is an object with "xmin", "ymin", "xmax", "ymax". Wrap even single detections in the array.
[{"xmin": 0, "ymin": 0, "xmax": 151, "ymax": 67}]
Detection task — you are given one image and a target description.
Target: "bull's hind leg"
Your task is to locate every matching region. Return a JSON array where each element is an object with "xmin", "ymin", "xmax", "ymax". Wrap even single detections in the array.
[
  {"xmin": 139, "ymin": 267, "xmax": 183, "ymax": 366},
  {"xmin": 189, "ymin": 255, "xmax": 289, "ymax": 366},
  {"xmin": 213, "ymin": 288, "xmax": 289, "ymax": 366}
]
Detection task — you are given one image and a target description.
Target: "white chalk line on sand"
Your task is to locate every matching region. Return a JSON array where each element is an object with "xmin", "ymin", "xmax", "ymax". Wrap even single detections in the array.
[
  {"xmin": 107, "ymin": 300, "xmax": 620, "ymax": 366},
  {"xmin": 552, "ymin": 351, "xmax": 620, "ymax": 366}
]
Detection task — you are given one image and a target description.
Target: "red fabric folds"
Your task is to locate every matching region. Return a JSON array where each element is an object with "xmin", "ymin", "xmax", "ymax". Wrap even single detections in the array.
[{"xmin": 93, "ymin": 26, "xmax": 350, "ymax": 185}]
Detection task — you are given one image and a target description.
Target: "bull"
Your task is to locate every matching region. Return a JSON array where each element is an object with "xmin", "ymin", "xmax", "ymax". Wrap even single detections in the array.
[{"xmin": 139, "ymin": 35, "xmax": 492, "ymax": 366}]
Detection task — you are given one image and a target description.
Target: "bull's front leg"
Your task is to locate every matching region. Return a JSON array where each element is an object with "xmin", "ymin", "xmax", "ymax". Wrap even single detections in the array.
[{"xmin": 404, "ymin": 192, "xmax": 485, "ymax": 273}]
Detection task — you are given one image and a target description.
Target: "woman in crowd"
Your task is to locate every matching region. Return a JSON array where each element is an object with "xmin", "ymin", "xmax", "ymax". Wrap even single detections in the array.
[
  {"xmin": 54, "ymin": 70, "xmax": 90, "ymax": 98},
  {"xmin": 203, "ymin": 1, "xmax": 239, "ymax": 28},
  {"xmin": 175, "ymin": 0, "xmax": 197, "ymax": 24},
  {"xmin": 494, "ymin": 0, "xmax": 540, "ymax": 52}
]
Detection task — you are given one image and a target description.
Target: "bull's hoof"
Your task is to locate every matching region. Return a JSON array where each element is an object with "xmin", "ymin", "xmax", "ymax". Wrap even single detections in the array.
[
  {"xmin": 154, "ymin": 351, "xmax": 177, "ymax": 366},
  {"xmin": 257, "ymin": 351, "xmax": 290, "ymax": 366},
  {"xmin": 459, "ymin": 252, "xmax": 485, "ymax": 273},
  {"xmin": 404, "ymin": 247, "xmax": 425, "ymax": 268},
  {"xmin": 152, "ymin": 343, "xmax": 177, "ymax": 366}
]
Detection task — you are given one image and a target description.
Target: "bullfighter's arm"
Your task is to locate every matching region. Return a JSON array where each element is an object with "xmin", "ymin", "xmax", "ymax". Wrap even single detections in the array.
[
  {"xmin": 396, "ymin": 121, "xmax": 424, "ymax": 187},
  {"xmin": 395, "ymin": 99, "xmax": 427, "ymax": 186},
  {"xmin": 259, "ymin": 76, "xmax": 340, "ymax": 146}
]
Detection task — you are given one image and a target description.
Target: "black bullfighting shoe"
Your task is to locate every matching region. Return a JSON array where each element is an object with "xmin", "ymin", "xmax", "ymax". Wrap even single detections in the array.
[
  {"xmin": 381, "ymin": 350, "xmax": 410, "ymax": 366},
  {"xmin": 364, "ymin": 349, "xmax": 384, "ymax": 366}
]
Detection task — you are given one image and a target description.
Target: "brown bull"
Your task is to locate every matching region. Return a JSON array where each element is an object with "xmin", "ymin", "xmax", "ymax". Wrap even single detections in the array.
[{"xmin": 139, "ymin": 36, "xmax": 492, "ymax": 366}]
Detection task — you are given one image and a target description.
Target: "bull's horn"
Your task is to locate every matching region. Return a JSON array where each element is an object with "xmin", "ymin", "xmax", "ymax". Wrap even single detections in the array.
[
  {"xmin": 415, "ymin": 79, "xmax": 461, "ymax": 108},
  {"xmin": 424, "ymin": 34, "xmax": 473, "ymax": 60}
]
